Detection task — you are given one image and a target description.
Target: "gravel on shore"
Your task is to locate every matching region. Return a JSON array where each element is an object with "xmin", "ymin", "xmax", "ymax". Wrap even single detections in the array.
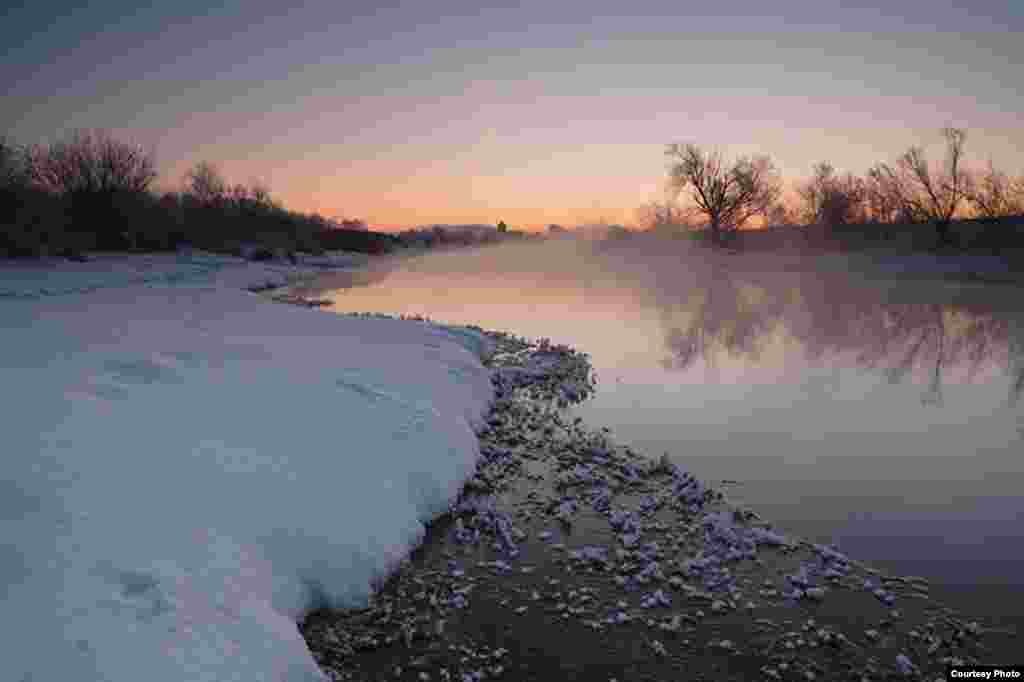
[{"xmin": 261, "ymin": 298, "xmax": 1012, "ymax": 681}]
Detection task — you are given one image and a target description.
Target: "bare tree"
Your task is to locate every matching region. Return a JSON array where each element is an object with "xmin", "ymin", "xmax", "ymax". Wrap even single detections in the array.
[
  {"xmin": 19, "ymin": 130, "xmax": 158, "ymax": 250},
  {"xmin": 798, "ymin": 162, "xmax": 866, "ymax": 226},
  {"xmin": 871, "ymin": 127, "xmax": 970, "ymax": 243},
  {"xmin": 968, "ymin": 161, "xmax": 1024, "ymax": 218},
  {"xmin": 25, "ymin": 129, "xmax": 156, "ymax": 197},
  {"xmin": 798, "ymin": 162, "xmax": 833, "ymax": 224},
  {"xmin": 248, "ymin": 180, "xmax": 275, "ymax": 209},
  {"xmin": 665, "ymin": 143, "xmax": 781, "ymax": 243},
  {"xmin": 183, "ymin": 161, "xmax": 227, "ymax": 205},
  {"xmin": 864, "ymin": 165, "xmax": 912, "ymax": 223},
  {"xmin": 636, "ymin": 197, "xmax": 690, "ymax": 233},
  {"xmin": 0, "ymin": 136, "xmax": 26, "ymax": 188},
  {"xmin": 764, "ymin": 201, "xmax": 798, "ymax": 227}
]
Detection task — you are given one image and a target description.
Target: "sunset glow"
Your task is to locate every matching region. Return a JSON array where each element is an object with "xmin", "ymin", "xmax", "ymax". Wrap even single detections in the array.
[{"xmin": 3, "ymin": 1, "xmax": 1022, "ymax": 230}]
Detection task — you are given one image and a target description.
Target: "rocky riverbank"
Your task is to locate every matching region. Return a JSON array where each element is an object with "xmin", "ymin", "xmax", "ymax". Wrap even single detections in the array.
[{"xmin": 276, "ymin": 318, "xmax": 1013, "ymax": 682}]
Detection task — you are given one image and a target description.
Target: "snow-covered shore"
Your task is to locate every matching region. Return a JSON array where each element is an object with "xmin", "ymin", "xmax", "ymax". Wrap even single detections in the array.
[
  {"xmin": 304, "ymin": 330, "xmax": 1001, "ymax": 682},
  {"xmin": 0, "ymin": 249, "xmax": 371, "ymax": 299},
  {"xmin": 0, "ymin": 251, "xmax": 497, "ymax": 682},
  {"xmin": 3, "ymin": 248, "xmax": 1014, "ymax": 681}
]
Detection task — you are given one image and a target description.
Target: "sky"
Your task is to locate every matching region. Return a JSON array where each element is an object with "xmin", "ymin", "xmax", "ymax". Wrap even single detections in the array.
[{"xmin": 2, "ymin": 0, "xmax": 1022, "ymax": 230}]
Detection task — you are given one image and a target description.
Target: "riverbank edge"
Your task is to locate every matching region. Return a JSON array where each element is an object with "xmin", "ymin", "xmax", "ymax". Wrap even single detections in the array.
[{"xmin": 247, "ymin": 295, "xmax": 1011, "ymax": 681}]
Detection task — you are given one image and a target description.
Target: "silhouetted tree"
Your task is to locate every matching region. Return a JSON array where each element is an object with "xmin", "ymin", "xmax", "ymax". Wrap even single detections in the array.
[
  {"xmin": 764, "ymin": 202, "xmax": 798, "ymax": 227},
  {"xmin": 183, "ymin": 161, "xmax": 227, "ymax": 205},
  {"xmin": 871, "ymin": 127, "xmax": 970, "ymax": 243},
  {"xmin": 798, "ymin": 162, "xmax": 866, "ymax": 226},
  {"xmin": 968, "ymin": 161, "xmax": 1024, "ymax": 218},
  {"xmin": 2, "ymin": 130, "xmax": 399, "ymax": 257},
  {"xmin": 0, "ymin": 136, "xmax": 24, "ymax": 187},
  {"xmin": 636, "ymin": 198, "xmax": 690, "ymax": 233},
  {"xmin": 0, "ymin": 137, "xmax": 59, "ymax": 256},
  {"xmin": 25, "ymin": 129, "xmax": 156, "ymax": 197},
  {"xmin": 23, "ymin": 129, "xmax": 158, "ymax": 249},
  {"xmin": 497, "ymin": 220, "xmax": 508, "ymax": 233},
  {"xmin": 864, "ymin": 165, "xmax": 913, "ymax": 224},
  {"xmin": 248, "ymin": 180, "xmax": 274, "ymax": 209},
  {"xmin": 665, "ymin": 143, "xmax": 781, "ymax": 243}
]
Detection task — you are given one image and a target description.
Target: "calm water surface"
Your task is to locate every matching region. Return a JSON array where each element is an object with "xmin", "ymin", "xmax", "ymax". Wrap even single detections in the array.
[{"xmin": 301, "ymin": 239, "xmax": 1024, "ymax": 630}]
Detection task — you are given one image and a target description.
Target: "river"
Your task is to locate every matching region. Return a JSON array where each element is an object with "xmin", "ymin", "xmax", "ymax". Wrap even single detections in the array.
[{"xmin": 294, "ymin": 236, "xmax": 1024, "ymax": 635}]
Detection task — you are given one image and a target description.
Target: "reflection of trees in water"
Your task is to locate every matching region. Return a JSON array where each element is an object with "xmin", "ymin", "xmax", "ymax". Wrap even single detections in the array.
[
  {"xmin": 659, "ymin": 261, "xmax": 1024, "ymax": 405},
  {"xmin": 1006, "ymin": 325, "xmax": 1024, "ymax": 405},
  {"xmin": 859, "ymin": 305, "xmax": 962, "ymax": 406},
  {"xmin": 661, "ymin": 262, "xmax": 787, "ymax": 372},
  {"xmin": 798, "ymin": 287, "xmax": 1024, "ymax": 407}
]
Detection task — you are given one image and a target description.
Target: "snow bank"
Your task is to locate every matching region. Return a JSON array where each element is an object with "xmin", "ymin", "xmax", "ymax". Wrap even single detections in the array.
[
  {"xmin": 0, "ymin": 250, "xmax": 285, "ymax": 298},
  {"xmin": 0, "ymin": 249, "xmax": 373, "ymax": 299},
  {"xmin": 1, "ymin": 256, "xmax": 495, "ymax": 682}
]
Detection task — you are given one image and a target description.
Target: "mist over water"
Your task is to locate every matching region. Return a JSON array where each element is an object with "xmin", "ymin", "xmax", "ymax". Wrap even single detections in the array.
[{"xmin": 300, "ymin": 235, "xmax": 1024, "ymax": 629}]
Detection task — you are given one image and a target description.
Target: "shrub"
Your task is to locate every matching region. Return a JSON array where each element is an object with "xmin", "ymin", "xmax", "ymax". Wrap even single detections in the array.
[
  {"xmin": 20, "ymin": 129, "xmax": 159, "ymax": 251},
  {"xmin": 2, "ymin": 132, "xmax": 398, "ymax": 258}
]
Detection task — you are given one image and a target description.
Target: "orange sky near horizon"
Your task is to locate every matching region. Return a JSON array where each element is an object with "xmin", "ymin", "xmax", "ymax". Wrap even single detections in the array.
[
  {"xmin": 151, "ymin": 102, "xmax": 1024, "ymax": 232},
  {"xmin": 155, "ymin": 120, "xmax": 1024, "ymax": 233},
  {"xmin": 5, "ymin": 3, "xmax": 1023, "ymax": 232}
]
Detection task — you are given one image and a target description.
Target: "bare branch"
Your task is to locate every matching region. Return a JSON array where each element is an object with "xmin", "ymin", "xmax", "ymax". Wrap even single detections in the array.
[
  {"xmin": 183, "ymin": 161, "xmax": 227, "ymax": 205},
  {"xmin": 798, "ymin": 161, "xmax": 867, "ymax": 226},
  {"xmin": 968, "ymin": 161, "xmax": 1024, "ymax": 218},
  {"xmin": 890, "ymin": 127, "xmax": 970, "ymax": 240},
  {"xmin": 25, "ymin": 129, "xmax": 156, "ymax": 197},
  {"xmin": 666, "ymin": 143, "xmax": 781, "ymax": 241}
]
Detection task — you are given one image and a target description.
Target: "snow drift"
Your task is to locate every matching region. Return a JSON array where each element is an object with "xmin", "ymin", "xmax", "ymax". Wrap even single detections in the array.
[{"xmin": 0, "ymin": 253, "xmax": 495, "ymax": 682}]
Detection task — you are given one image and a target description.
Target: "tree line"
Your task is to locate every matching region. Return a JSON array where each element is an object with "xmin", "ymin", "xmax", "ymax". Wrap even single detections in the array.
[
  {"xmin": 395, "ymin": 223, "xmax": 539, "ymax": 248},
  {"xmin": 0, "ymin": 129, "xmax": 396, "ymax": 258},
  {"xmin": 644, "ymin": 127, "xmax": 1024, "ymax": 246},
  {"xmin": 4, "ymin": 126, "xmax": 1023, "ymax": 258}
]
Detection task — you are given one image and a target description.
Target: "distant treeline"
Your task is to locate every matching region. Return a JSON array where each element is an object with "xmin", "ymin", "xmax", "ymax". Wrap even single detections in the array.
[
  {"xmin": 0, "ymin": 130, "xmax": 399, "ymax": 259},
  {"xmin": 394, "ymin": 223, "xmax": 540, "ymax": 248},
  {"xmin": 5, "ymin": 126, "xmax": 1024, "ymax": 260},
  {"xmin": 638, "ymin": 127, "xmax": 1024, "ymax": 250}
]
